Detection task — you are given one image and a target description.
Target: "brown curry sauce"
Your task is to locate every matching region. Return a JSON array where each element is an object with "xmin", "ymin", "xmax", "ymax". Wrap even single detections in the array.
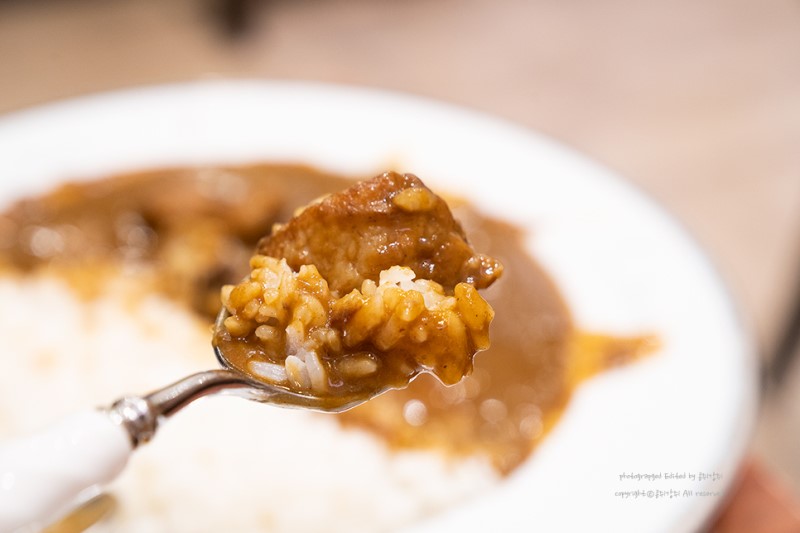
[
  {"xmin": 0, "ymin": 164, "xmax": 655, "ymax": 475},
  {"xmin": 214, "ymin": 173, "xmax": 501, "ymax": 407}
]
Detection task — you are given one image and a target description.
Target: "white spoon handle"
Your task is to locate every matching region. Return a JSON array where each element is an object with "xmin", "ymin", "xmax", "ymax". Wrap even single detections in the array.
[
  {"xmin": 0, "ymin": 369, "xmax": 268, "ymax": 532},
  {"xmin": 0, "ymin": 410, "xmax": 132, "ymax": 532}
]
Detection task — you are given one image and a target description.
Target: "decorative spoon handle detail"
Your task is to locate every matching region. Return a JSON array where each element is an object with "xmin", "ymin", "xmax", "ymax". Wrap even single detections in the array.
[{"xmin": 0, "ymin": 369, "xmax": 256, "ymax": 532}]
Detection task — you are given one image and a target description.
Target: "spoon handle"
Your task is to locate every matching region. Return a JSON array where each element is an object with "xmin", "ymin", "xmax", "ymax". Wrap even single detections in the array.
[
  {"xmin": 112, "ymin": 369, "xmax": 259, "ymax": 447},
  {"xmin": 0, "ymin": 369, "xmax": 256, "ymax": 531},
  {"xmin": 0, "ymin": 410, "xmax": 131, "ymax": 532}
]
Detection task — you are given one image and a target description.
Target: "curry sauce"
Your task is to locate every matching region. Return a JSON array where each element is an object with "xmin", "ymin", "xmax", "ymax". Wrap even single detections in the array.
[
  {"xmin": 215, "ymin": 172, "xmax": 500, "ymax": 408},
  {"xmin": 0, "ymin": 164, "xmax": 654, "ymax": 475}
]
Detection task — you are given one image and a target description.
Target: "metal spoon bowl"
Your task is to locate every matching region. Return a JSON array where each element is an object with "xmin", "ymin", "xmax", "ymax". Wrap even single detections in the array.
[{"xmin": 109, "ymin": 306, "xmax": 381, "ymax": 449}]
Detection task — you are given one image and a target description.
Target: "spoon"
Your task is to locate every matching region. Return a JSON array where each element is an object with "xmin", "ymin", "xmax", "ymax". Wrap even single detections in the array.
[{"xmin": 0, "ymin": 306, "xmax": 383, "ymax": 532}]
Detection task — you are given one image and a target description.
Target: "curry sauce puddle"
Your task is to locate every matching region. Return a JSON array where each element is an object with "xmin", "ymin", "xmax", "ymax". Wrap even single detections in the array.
[{"xmin": 0, "ymin": 163, "xmax": 657, "ymax": 476}]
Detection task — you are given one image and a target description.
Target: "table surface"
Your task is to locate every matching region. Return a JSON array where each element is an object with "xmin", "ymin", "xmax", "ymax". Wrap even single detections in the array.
[{"xmin": 1, "ymin": 0, "xmax": 799, "ymax": 525}]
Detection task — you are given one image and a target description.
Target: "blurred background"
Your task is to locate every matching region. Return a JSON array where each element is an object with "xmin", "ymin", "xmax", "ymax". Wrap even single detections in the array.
[{"xmin": 1, "ymin": 0, "xmax": 799, "ymax": 527}]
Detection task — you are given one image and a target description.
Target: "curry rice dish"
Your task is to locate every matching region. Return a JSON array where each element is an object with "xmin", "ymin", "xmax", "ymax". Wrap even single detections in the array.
[
  {"xmin": 0, "ymin": 165, "xmax": 653, "ymax": 531},
  {"xmin": 216, "ymin": 173, "xmax": 500, "ymax": 408}
]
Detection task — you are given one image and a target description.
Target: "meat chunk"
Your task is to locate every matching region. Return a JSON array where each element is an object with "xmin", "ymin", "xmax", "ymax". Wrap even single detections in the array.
[
  {"xmin": 257, "ymin": 172, "xmax": 502, "ymax": 295},
  {"xmin": 215, "ymin": 172, "xmax": 503, "ymax": 405}
]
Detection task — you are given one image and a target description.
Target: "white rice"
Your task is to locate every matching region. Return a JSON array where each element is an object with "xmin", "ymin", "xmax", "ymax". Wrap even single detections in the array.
[{"xmin": 0, "ymin": 274, "xmax": 498, "ymax": 532}]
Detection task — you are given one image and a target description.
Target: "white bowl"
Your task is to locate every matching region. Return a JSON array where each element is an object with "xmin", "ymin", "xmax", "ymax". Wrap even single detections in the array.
[{"xmin": 0, "ymin": 81, "xmax": 757, "ymax": 532}]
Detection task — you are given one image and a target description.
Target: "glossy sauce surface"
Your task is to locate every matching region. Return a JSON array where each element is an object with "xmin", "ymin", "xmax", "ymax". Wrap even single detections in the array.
[
  {"xmin": 215, "ymin": 172, "xmax": 501, "ymax": 408},
  {"xmin": 0, "ymin": 164, "xmax": 654, "ymax": 474}
]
